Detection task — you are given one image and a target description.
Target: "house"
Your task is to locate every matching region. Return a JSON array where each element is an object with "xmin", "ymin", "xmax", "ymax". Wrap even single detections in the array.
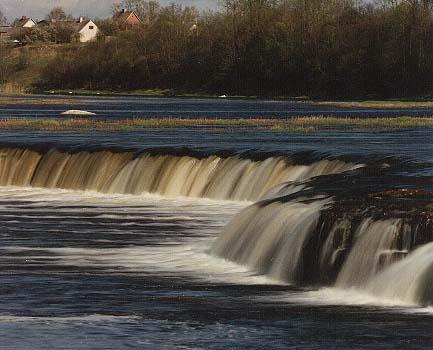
[
  {"xmin": 8, "ymin": 16, "xmax": 36, "ymax": 41},
  {"xmin": 73, "ymin": 18, "xmax": 99, "ymax": 43},
  {"xmin": 13, "ymin": 16, "xmax": 36, "ymax": 28},
  {"xmin": 37, "ymin": 17, "xmax": 99, "ymax": 43},
  {"xmin": 36, "ymin": 20, "xmax": 50, "ymax": 27},
  {"xmin": 113, "ymin": 9, "xmax": 142, "ymax": 27}
]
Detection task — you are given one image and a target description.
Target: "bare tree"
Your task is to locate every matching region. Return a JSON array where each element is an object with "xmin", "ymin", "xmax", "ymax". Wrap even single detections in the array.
[
  {"xmin": 46, "ymin": 7, "xmax": 72, "ymax": 21},
  {"xmin": 0, "ymin": 8, "xmax": 7, "ymax": 25}
]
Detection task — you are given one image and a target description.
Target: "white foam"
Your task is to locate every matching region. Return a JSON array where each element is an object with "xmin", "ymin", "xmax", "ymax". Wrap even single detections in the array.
[
  {"xmin": 265, "ymin": 287, "xmax": 433, "ymax": 315},
  {"xmin": 2, "ymin": 240, "xmax": 280, "ymax": 286},
  {"xmin": 61, "ymin": 110, "xmax": 96, "ymax": 115}
]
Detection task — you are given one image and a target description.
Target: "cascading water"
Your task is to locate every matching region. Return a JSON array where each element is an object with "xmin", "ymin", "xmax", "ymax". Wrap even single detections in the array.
[
  {"xmin": 211, "ymin": 197, "xmax": 332, "ymax": 282},
  {"xmin": 336, "ymin": 219, "xmax": 411, "ymax": 288},
  {"xmin": 365, "ymin": 243, "xmax": 433, "ymax": 305},
  {"xmin": 2, "ymin": 144, "xmax": 433, "ymax": 307},
  {"xmin": 0, "ymin": 147, "xmax": 358, "ymax": 201},
  {"xmin": 211, "ymin": 167, "xmax": 433, "ymax": 306}
]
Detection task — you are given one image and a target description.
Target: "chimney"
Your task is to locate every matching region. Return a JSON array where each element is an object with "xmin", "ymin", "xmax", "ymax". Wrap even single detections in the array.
[
  {"xmin": 79, "ymin": 16, "xmax": 84, "ymax": 23},
  {"xmin": 121, "ymin": 9, "xmax": 126, "ymax": 13},
  {"xmin": 21, "ymin": 16, "xmax": 27, "ymax": 21}
]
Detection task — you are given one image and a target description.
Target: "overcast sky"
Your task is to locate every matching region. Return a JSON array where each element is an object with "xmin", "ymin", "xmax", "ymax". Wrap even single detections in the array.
[{"xmin": 0, "ymin": 0, "xmax": 218, "ymax": 21}]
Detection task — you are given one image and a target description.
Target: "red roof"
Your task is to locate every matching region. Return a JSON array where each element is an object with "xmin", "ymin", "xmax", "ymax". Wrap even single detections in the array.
[{"xmin": 113, "ymin": 10, "xmax": 142, "ymax": 24}]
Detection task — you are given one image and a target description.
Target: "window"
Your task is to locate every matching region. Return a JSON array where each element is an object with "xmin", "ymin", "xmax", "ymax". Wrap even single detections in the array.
[{"xmin": 89, "ymin": 26, "xmax": 94, "ymax": 30}]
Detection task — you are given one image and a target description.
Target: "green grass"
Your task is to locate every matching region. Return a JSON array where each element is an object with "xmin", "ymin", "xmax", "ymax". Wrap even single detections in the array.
[{"xmin": 0, "ymin": 116, "xmax": 432, "ymax": 132}]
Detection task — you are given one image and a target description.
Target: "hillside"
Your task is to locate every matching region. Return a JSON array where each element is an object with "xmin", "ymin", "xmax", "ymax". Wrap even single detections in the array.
[{"xmin": 0, "ymin": 43, "xmax": 77, "ymax": 94}]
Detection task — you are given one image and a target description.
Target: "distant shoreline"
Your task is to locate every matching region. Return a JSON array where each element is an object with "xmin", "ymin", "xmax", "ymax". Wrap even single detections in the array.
[{"xmin": 3, "ymin": 93, "xmax": 433, "ymax": 110}]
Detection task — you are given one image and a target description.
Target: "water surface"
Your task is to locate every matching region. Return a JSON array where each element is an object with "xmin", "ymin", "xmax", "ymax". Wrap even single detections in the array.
[{"xmin": 0, "ymin": 97, "xmax": 433, "ymax": 349}]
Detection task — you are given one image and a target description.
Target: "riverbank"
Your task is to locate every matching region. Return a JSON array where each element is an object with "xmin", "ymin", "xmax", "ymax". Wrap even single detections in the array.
[
  {"xmin": 43, "ymin": 92, "xmax": 433, "ymax": 108},
  {"xmin": 1, "ymin": 116, "xmax": 433, "ymax": 132},
  {"xmin": 4, "ymin": 94, "xmax": 433, "ymax": 110}
]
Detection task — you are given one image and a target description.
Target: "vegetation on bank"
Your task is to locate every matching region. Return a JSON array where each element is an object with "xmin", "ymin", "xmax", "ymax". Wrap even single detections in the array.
[
  {"xmin": 0, "ymin": 97, "xmax": 90, "ymax": 105},
  {"xmin": 42, "ymin": 89, "xmax": 220, "ymax": 98},
  {"xmin": 4, "ymin": 95, "xmax": 433, "ymax": 109},
  {"xmin": 0, "ymin": 44, "xmax": 78, "ymax": 94},
  {"xmin": 0, "ymin": 116, "xmax": 432, "ymax": 132},
  {"xmin": 36, "ymin": 0, "xmax": 433, "ymax": 97},
  {"xmin": 3, "ymin": 0, "xmax": 433, "ymax": 98}
]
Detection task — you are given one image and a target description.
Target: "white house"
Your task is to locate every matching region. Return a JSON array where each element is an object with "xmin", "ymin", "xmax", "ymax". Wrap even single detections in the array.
[
  {"xmin": 14, "ymin": 16, "xmax": 36, "ymax": 28},
  {"xmin": 74, "ymin": 18, "xmax": 99, "ymax": 43}
]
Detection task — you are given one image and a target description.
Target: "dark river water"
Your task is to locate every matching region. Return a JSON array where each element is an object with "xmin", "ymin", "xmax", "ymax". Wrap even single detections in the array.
[
  {"xmin": 0, "ymin": 96, "xmax": 433, "ymax": 349},
  {"xmin": 3, "ymin": 94, "xmax": 433, "ymax": 119}
]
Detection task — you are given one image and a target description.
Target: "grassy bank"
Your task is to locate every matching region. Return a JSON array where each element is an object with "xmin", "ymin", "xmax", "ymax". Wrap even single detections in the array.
[
  {"xmin": 0, "ymin": 116, "xmax": 432, "ymax": 132},
  {"xmin": 0, "ymin": 44, "xmax": 78, "ymax": 95},
  {"xmin": 5, "ymin": 94, "xmax": 433, "ymax": 110},
  {"xmin": 0, "ymin": 97, "xmax": 91, "ymax": 106}
]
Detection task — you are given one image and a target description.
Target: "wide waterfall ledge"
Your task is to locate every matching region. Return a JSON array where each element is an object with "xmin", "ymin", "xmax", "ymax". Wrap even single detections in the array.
[{"xmin": 0, "ymin": 146, "xmax": 360, "ymax": 201}]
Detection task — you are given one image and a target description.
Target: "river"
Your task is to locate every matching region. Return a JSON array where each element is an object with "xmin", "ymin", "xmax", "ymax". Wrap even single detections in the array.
[{"xmin": 0, "ymin": 96, "xmax": 432, "ymax": 349}]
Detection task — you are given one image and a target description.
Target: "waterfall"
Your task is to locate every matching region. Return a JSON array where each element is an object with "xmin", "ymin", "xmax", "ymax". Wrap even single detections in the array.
[
  {"xmin": 211, "ymin": 198, "xmax": 332, "ymax": 282},
  {"xmin": 211, "ymin": 189, "xmax": 433, "ymax": 305},
  {"xmin": 0, "ymin": 147, "xmax": 358, "ymax": 201},
  {"xmin": 365, "ymin": 243, "xmax": 433, "ymax": 305},
  {"xmin": 4, "ymin": 145, "xmax": 432, "ymax": 306},
  {"xmin": 336, "ymin": 219, "xmax": 411, "ymax": 288}
]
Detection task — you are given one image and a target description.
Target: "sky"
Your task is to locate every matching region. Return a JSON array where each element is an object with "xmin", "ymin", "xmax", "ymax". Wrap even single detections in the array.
[{"xmin": 0, "ymin": 0, "xmax": 218, "ymax": 21}]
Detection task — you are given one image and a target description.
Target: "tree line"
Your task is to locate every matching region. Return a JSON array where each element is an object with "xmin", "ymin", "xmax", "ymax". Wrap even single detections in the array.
[{"xmin": 37, "ymin": 0, "xmax": 433, "ymax": 97}]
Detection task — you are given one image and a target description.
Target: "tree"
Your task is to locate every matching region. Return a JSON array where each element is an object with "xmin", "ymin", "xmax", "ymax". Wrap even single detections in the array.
[
  {"xmin": 46, "ymin": 7, "xmax": 71, "ymax": 21},
  {"xmin": 95, "ymin": 19, "xmax": 119, "ymax": 36},
  {"xmin": 51, "ymin": 23, "xmax": 76, "ymax": 43},
  {"xmin": 0, "ymin": 8, "xmax": 7, "ymax": 25},
  {"xmin": 37, "ymin": 0, "xmax": 433, "ymax": 97},
  {"xmin": 25, "ymin": 26, "xmax": 53, "ymax": 43}
]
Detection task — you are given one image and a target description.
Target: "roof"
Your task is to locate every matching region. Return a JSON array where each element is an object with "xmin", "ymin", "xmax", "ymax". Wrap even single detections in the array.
[
  {"xmin": 47, "ymin": 19, "xmax": 97, "ymax": 33},
  {"xmin": 113, "ymin": 10, "xmax": 142, "ymax": 23},
  {"xmin": 14, "ymin": 17, "xmax": 35, "ymax": 28},
  {"xmin": 74, "ymin": 20, "xmax": 94, "ymax": 32}
]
